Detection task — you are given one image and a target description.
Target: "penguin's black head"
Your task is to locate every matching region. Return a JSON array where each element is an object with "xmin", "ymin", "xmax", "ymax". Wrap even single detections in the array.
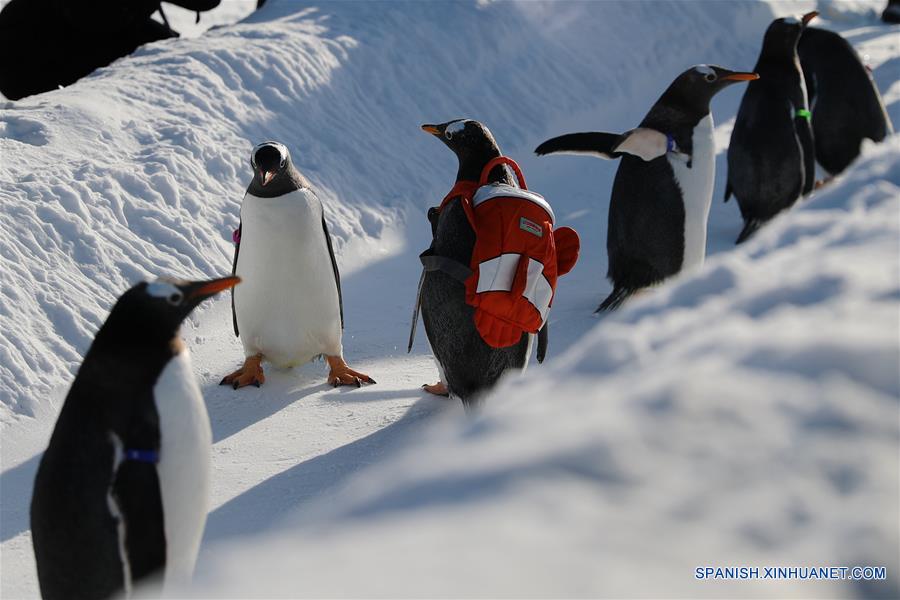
[
  {"xmin": 421, "ymin": 119, "xmax": 502, "ymax": 181},
  {"xmin": 99, "ymin": 276, "xmax": 241, "ymax": 348},
  {"xmin": 761, "ymin": 11, "xmax": 818, "ymax": 59},
  {"xmin": 250, "ymin": 141, "xmax": 291, "ymax": 188},
  {"xmin": 666, "ymin": 65, "xmax": 759, "ymax": 111}
]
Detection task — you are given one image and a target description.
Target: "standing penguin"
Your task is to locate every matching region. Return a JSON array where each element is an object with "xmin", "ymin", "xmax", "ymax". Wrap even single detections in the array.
[
  {"xmin": 419, "ymin": 119, "xmax": 533, "ymax": 408},
  {"xmin": 31, "ymin": 275, "xmax": 238, "ymax": 600},
  {"xmin": 222, "ymin": 141, "xmax": 374, "ymax": 389},
  {"xmin": 725, "ymin": 12, "xmax": 819, "ymax": 244},
  {"xmin": 536, "ymin": 65, "xmax": 758, "ymax": 311},
  {"xmin": 798, "ymin": 26, "xmax": 894, "ymax": 176}
]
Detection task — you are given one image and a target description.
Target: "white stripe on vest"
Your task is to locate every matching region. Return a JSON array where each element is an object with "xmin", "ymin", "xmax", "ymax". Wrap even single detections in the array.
[
  {"xmin": 476, "ymin": 254, "xmax": 519, "ymax": 293},
  {"xmin": 472, "ymin": 184, "xmax": 555, "ymax": 225},
  {"xmin": 522, "ymin": 258, "xmax": 552, "ymax": 321},
  {"xmin": 475, "ymin": 255, "xmax": 553, "ymax": 323}
]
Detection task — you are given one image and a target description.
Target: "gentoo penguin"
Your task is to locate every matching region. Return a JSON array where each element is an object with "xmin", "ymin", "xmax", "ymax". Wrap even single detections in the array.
[
  {"xmin": 799, "ymin": 26, "xmax": 894, "ymax": 176},
  {"xmin": 725, "ymin": 12, "xmax": 818, "ymax": 244},
  {"xmin": 883, "ymin": 0, "xmax": 900, "ymax": 23},
  {"xmin": 536, "ymin": 65, "xmax": 758, "ymax": 311},
  {"xmin": 419, "ymin": 119, "xmax": 533, "ymax": 408},
  {"xmin": 31, "ymin": 275, "xmax": 238, "ymax": 600},
  {"xmin": 222, "ymin": 141, "xmax": 374, "ymax": 388}
]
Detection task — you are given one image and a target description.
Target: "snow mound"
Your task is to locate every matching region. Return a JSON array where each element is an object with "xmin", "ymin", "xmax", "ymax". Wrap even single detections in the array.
[
  {"xmin": 0, "ymin": 0, "xmax": 783, "ymax": 420},
  {"xmin": 189, "ymin": 137, "xmax": 900, "ymax": 598}
]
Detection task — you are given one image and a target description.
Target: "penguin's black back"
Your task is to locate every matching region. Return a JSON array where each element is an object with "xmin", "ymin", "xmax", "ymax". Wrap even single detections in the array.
[
  {"xmin": 421, "ymin": 196, "xmax": 529, "ymax": 409},
  {"xmin": 799, "ymin": 27, "xmax": 893, "ymax": 175},
  {"xmin": 728, "ymin": 75, "xmax": 805, "ymax": 222},
  {"xmin": 606, "ymin": 154, "xmax": 685, "ymax": 291},
  {"xmin": 31, "ymin": 330, "xmax": 169, "ymax": 599},
  {"xmin": 603, "ymin": 104, "xmax": 704, "ymax": 295}
]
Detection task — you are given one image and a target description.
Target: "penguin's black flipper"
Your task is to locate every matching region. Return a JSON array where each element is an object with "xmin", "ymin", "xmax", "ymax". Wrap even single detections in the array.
[
  {"xmin": 322, "ymin": 215, "xmax": 344, "ymax": 329},
  {"xmin": 535, "ymin": 132, "xmax": 623, "ymax": 159},
  {"xmin": 112, "ymin": 460, "xmax": 166, "ymax": 582},
  {"xmin": 724, "ymin": 181, "xmax": 732, "ymax": 203},
  {"xmin": 595, "ymin": 287, "xmax": 632, "ymax": 312},
  {"xmin": 736, "ymin": 219, "xmax": 762, "ymax": 244},
  {"xmin": 536, "ymin": 321, "xmax": 549, "ymax": 364},
  {"xmin": 230, "ymin": 222, "xmax": 241, "ymax": 337}
]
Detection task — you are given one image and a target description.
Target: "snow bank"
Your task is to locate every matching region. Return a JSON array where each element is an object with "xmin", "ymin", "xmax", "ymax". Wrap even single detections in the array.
[
  {"xmin": 7, "ymin": 2, "xmax": 898, "ymax": 430},
  {"xmin": 0, "ymin": 0, "xmax": 788, "ymax": 420},
  {"xmin": 188, "ymin": 136, "xmax": 900, "ymax": 599}
]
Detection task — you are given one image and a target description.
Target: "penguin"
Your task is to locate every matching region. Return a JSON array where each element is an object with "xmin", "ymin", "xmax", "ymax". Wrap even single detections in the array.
[
  {"xmin": 536, "ymin": 65, "xmax": 758, "ymax": 311},
  {"xmin": 222, "ymin": 141, "xmax": 374, "ymax": 389},
  {"xmin": 798, "ymin": 26, "xmax": 894, "ymax": 176},
  {"xmin": 883, "ymin": 0, "xmax": 900, "ymax": 23},
  {"xmin": 419, "ymin": 119, "xmax": 535, "ymax": 408},
  {"xmin": 30, "ymin": 275, "xmax": 239, "ymax": 600},
  {"xmin": 725, "ymin": 12, "xmax": 819, "ymax": 244}
]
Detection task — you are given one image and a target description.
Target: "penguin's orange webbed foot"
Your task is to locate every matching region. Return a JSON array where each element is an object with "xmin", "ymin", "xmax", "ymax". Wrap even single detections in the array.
[
  {"xmin": 326, "ymin": 355, "xmax": 375, "ymax": 388},
  {"xmin": 422, "ymin": 381, "xmax": 450, "ymax": 397},
  {"xmin": 220, "ymin": 354, "xmax": 265, "ymax": 389}
]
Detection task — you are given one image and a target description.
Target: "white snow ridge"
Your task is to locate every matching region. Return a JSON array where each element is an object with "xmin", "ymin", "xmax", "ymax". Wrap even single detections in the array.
[{"xmin": 1, "ymin": 1, "xmax": 898, "ymax": 599}]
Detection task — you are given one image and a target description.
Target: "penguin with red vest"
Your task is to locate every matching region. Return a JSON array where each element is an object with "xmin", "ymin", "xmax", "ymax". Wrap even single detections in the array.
[{"xmin": 418, "ymin": 119, "xmax": 578, "ymax": 409}]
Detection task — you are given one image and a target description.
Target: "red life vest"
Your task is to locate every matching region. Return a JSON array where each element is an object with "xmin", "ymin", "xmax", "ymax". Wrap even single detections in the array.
[{"xmin": 426, "ymin": 156, "xmax": 580, "ymax": 348}]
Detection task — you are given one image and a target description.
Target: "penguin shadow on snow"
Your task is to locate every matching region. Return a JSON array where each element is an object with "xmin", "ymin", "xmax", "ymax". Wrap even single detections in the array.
[
  {"xmin": 204, "ymin": 363, "xmax": 427, "ymax": 445},
  {"xmin": 202, "ymin": 364, "xmax": 334, "ymax": 444},
  {"xmin": 202, "ymin": 396, "xmax": 450, "ymax": 544},
  {"xmin": 0, "ymin": 453, "xmax": 41, "ymax": 543}
]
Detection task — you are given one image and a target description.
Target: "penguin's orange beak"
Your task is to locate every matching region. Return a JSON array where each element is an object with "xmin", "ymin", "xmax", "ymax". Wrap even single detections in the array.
[
  {"xmin": 723, "ymin": 72, "xmax": 760, "ymax": 81},
  {"xmin": 421, "ymin": 124, "xmax": 441, "ymax": 136},
  {"xmin": 260, "ymin": 170, "xmax": 276, "ymax": 186},
  {"xmin": 802, "ymin": 11, "xmax": 818, "ymax": 26},
  {"xmin": 187, "ymin": 276, "xmax": 241, "ymax": 300}
]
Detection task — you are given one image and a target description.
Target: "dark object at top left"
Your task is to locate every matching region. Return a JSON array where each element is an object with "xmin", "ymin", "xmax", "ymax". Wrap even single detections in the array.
[{"xmin": 0, "ymin": 0, "xmax": 220, "ymax": 101}]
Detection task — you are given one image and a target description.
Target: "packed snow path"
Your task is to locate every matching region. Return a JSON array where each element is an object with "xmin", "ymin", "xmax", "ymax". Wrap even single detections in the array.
[{"xmin": 1, "ymin": 1, "xmax": 898, "ymax": 598}]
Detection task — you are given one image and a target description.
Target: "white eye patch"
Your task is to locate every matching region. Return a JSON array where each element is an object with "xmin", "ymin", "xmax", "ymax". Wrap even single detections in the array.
[
  {"xmin": 694, "ymin": 65, "xmax": 715, "ymax": 76},
  {"xmin": 146, "ymin": 280, "xmax": 180, "ymax": 299},
  {"xmin": 445, "ymin": 120, "xmax": 467, "ymax": 135},
  {"xmin": 146, "ymin": 280, "xmax": 185, "ymax": 305},
  {"xmin": 782, "ymin": 16, "xmax": 800, "ymax": 25}
]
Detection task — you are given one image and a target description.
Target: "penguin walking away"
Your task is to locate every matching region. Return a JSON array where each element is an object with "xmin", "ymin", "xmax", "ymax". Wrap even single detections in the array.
[
  {"xmin": 725, "ymin": 12, "xmax": 819, "ymax": 244},
  {"xmin": 419, "ymin": 119, "xmax": 534, "ymax": 409},
  {"xmin": 536, "ymin": 65, "xmax": 758, "ymax": 311},
  {"xmin": 31, "ymin": 275, "xmax": 239, "ymax": 600},
  {"xmin": 222, "ymin": 141, "xmax": 374, "ymax": 389},
  {"xmin": 799, "ymin": 26, "xmax": 894, "ymax": 176}
]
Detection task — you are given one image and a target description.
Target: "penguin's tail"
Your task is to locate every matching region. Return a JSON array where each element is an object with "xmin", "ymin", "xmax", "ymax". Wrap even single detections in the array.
[
  {"xmin": 535, "ymin": 132, "xmax": 623, "ymax": 159},
  {"xmin": 595, "ymin": 286, "xmax": 632, "ymax": 313},
  {"xmin": 735, "ymin": 219, "xmax": 762, "ymax": 244},
  {"xmin": 724, "ymin": 182, "xmax": 733, "ymax": 203}
]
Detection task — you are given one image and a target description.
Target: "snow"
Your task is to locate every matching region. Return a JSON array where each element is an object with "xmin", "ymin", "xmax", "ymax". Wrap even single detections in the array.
[{"xmin": 1, "ymin": 1, "xmax": 898, "ymax": 598}]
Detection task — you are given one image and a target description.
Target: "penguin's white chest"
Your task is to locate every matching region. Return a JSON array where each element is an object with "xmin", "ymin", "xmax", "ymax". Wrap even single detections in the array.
[
  {"xmin": 234, "ymin": 189, "xmax": 342, "ymax": 367},
  {"xmin": 667, "ymin": 113, "xmax": 715, "ymax": 272},
  {"xmin": 153, "ymin": 349, "xmax": 211, "ymax": 586}
]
